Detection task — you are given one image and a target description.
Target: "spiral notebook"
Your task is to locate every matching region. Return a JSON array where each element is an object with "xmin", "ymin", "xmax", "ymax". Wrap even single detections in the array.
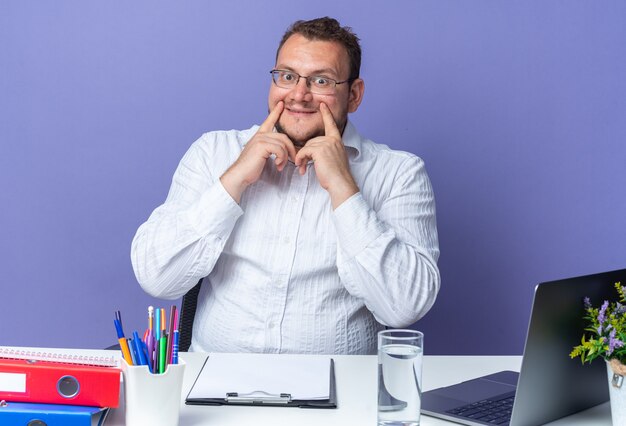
[{"xmin": 0, "ymin": 346, "xmax": 118, "ymax": 367}]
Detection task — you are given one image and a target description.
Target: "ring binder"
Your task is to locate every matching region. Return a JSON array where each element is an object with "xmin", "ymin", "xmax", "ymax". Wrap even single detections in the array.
[
  {"xmin": 226, "ymin": 391, "xmax": 292, "ymax": 405},
  {"xmin": 0, "ymin": 358, "xmax": 121, "ymax": 407},
  {"xmin": 0, "ymin": 347, "xmax": 118, "ymax": 367}
]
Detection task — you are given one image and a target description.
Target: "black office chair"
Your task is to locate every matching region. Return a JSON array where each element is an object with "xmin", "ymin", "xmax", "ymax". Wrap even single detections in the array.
[
  {"xmin": 177, "ymin": 279, "xmax": 202, "ymax": 352},
  {"xmin": 106, "ymin": 278, "xmax": 202, "ymax": 352}
]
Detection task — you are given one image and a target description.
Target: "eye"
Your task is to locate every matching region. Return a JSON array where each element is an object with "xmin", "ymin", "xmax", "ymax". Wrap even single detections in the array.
[
  {"xmin": 311, "ymin": 76, "xmax": 331, "ymax": 87},
  {"xmin": 280, "ymin": 72, "xmax": 297, "ymax": 83}
]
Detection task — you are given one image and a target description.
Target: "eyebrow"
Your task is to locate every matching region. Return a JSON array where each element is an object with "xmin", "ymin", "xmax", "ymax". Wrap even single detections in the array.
[{"xmin": 275, "ymin": 65, "xmax": 340, "ymax": 78}]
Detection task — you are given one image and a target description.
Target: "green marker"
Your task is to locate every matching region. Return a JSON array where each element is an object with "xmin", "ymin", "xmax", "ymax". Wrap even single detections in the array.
[{"xmin": 159, "ymin": 335, "xmax": 167, "ymax": 374}]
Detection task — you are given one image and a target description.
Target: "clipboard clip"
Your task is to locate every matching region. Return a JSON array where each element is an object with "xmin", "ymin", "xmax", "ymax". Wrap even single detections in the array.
[{"xmin": 226, "ymin": 391, "xmax": 292, "ymax": 405}]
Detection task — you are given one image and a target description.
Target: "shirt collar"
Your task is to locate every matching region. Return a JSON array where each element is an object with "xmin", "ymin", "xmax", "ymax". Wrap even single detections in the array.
[{"xmin": 341, "ymin": 121, "xmax": 362, "ymax": 158}]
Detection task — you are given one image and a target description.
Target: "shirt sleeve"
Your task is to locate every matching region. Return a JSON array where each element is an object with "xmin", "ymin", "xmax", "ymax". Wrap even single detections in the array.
[
  {"xmin": 131, "ymin": 138, "xmax": 243, "ymax": 299},
  {"xmin": 333, "ymin": 155, "xmax": 440, "ymax": 327}
]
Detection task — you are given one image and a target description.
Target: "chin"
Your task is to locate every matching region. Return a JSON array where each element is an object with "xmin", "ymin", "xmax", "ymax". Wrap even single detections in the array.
[{"xmin": 276, "ymin": 123, "xmax": 323, "ymax": 147}]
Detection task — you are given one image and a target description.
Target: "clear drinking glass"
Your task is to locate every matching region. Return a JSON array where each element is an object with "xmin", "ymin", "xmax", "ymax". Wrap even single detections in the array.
[{"xmin": 377, "ymin": 329, "xmax": 424, "ymax": 426}]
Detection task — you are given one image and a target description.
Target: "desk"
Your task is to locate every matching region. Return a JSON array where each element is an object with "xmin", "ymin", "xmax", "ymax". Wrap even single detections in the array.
[
  {"xmin": 0, "ymin": 348, "xmax": 610, "ymax": 425},
  {"xmin": 102, "ymin": 351, "xmax": 611, "ymax": 426}
]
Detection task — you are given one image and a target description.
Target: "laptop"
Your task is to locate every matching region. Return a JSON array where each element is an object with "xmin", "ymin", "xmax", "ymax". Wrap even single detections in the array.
[{"xmin": 421, "ymin": 268, "xmax": 626, "ymax": 426}]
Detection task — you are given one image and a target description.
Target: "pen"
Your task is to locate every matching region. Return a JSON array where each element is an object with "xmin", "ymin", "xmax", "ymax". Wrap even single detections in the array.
[
  {"xmin": 154, "ymin": 335, "xmax": 159, "ymax": 372},
  {"xmin": 141, "ymin": 339, "xmax": 153, "ymax": 373},
  {"xmin": 148, "ymin": 306, "xmax": 154, "ymax": 333},
  {"xmin": 116, "ymin": 310, "xmax": 124, "ymax": 331},
  {"xmin": 132, "ymin": 331, "xmax": 148, "ymax": 367},
  {"xmin": 155, "ymin": 308, "xmax": 161, "ymax": 341},
  {"xmin": 146, "ymin": 306, "xmax": 156, "ymax": 372},
  {"xmin": 171, "ymin": 329, "xmax": 179, "ymax": 365},
  {"xmin": 159, "ymin": 335, "xmax": 167, "ymax": 374},
  {"xmin": 174, "ymin": 307, "xmax": 179, "ymax": 331},
  {"xmin": 166, "ymin": 305, "xmax": 177, "ymax": 364},
  {"xmin": 146, "ymin": 328, "xmax": 155, "ymax": 372},
  {"xmin": 114, "ymin": 316, "xmax": 133, "ymax": 365},
  {"xmin": 128, "ymin": 338, "xmax": 138, "ymax": 365}
]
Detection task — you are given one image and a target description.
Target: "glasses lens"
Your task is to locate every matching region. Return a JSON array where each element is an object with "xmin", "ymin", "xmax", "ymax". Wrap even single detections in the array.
[
  {"xmin": 309, "ymin": 76, "xmax": 335, "ymax": 95},
  {"xmin": 272, "ymin": 70, "xmax": 298, "ymax": 88}
]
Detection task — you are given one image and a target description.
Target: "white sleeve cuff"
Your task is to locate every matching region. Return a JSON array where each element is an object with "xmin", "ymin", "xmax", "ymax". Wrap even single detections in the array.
[
  {"xmin": 186, "ymin": 179, "xmax": 243, "ymax": 239},
  {"xmin": 332, "ymin": 192, "xmax": 387, "ymax": 258}
]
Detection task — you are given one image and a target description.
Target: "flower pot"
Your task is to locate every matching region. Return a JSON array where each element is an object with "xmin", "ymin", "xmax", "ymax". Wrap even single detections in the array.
[{"xmin": 607, "ymin": 359, "xmax": 626, "ymax": 424}]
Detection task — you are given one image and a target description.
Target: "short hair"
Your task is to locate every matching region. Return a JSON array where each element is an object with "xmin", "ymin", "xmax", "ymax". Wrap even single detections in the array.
[{"xmin": 276, "ymin": 17, "xmax": 362, "ymax": 82}]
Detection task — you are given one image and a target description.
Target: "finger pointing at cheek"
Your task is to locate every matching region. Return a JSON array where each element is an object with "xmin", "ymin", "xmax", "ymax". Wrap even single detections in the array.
[
  {"xmin": 320, "ymin": 102, "xmax": 341, "ymax": 139},
  {"xmin": 259, "ymin": 101, "xmax": 284, "ymax": 133}
]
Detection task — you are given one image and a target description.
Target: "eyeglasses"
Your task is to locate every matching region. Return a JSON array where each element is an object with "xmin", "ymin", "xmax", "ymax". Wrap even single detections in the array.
[{"xmin": 270, "ymin": 69, "xmax": 351, "ymax": 95}]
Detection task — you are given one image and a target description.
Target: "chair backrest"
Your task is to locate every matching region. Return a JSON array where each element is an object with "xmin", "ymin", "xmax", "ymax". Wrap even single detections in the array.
[{"xmin": 177, "ymin": 278, "xmax": 203, "ymax": 352}]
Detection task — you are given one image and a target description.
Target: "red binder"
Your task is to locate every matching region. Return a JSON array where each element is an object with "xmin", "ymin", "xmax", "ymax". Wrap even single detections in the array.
[{"xmin": 0, "ymin": 358, "xmax": 121, "ymax": 407}]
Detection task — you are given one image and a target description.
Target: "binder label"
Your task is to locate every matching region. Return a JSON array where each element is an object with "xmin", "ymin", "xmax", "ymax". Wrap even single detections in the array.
[{"xmin": 0, "ymin": 372, "xmax": 26, "ymax": 393}]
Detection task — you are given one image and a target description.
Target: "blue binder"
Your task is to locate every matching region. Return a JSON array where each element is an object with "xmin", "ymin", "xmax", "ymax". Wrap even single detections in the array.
[{"xmin": 0, "ymin": 401, "xmax": 109, "ymax": 425}]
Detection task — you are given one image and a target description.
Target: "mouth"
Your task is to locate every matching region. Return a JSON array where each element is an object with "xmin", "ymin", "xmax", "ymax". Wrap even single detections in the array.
[{"xmin": 284, "ymin": 106, "xmax": 318, "ymax": 117}]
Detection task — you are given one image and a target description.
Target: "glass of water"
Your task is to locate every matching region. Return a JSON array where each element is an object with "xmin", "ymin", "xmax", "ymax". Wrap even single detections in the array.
[{"xmin": 378, "ymin": 329, "xmax": 424, "ymax": 426}]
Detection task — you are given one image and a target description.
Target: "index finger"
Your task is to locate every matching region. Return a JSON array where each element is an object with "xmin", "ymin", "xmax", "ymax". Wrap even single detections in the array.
[
  {"xmin": 259, "ymin": 101, "xmax": 284, "ymax": 133},
  {"xmin": 320, "ymin": 102, "xmax": 341, "ymax": 139}
]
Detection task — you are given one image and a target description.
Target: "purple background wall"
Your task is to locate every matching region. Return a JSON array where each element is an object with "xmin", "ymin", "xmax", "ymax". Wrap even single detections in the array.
[{"xmin": 1, "ymin": 1, "xmax": 624, "ymax": 354}]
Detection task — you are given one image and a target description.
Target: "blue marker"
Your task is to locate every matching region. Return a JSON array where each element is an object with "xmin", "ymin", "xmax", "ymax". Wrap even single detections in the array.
[
  {"xmin": 132, "ymin": 331, "xmax": 148, "ymax": 367},
  {"xmin": 171, "ymin": 330, "xmax": 180, "ymax": 364},
  {"xmin": 140, "ymin": 339, "xmax": 153, "ymax": 373},
  {"xmin": 128, "ymin": 338, "xmax": 138, "ymax": 365}
]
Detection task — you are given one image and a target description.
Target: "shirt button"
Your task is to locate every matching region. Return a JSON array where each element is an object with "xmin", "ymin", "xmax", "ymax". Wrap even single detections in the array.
[
  {"xmin": 267, "ymin": 322, "xmax": 275, "ymax": 329},
  {"xmin": 292, "ymin": 196, "xmax": 299, "ymax": 203},
  {"xmin": 283, "ymin": 237, "xmax": 290, "ymax": 244}
]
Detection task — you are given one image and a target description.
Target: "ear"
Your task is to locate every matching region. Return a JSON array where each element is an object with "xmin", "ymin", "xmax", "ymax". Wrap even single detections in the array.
[{"xmin": 347, "ymin": 78, "xmax": 365, "ymax": 113}]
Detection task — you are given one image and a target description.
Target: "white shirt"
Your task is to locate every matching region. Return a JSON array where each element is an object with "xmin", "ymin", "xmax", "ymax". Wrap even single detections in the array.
[{"xmin": 131, "ymin": 122, "xmax": 440, "ymax": 355}]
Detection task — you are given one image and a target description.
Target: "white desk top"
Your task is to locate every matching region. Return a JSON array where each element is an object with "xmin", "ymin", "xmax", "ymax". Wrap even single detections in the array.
[
  {"xmin": 100, "ymin": 351, "xmax": 611, "ymax": 426},
  {"xmin": 0, "ymin": 347, "xmax": 610, "ymax": 425}
]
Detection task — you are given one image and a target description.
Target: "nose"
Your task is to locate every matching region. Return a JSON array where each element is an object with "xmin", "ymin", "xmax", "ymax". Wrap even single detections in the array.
[{"xmin": 288, "ymin": 76, "xmax": 314, "ymax": 102}]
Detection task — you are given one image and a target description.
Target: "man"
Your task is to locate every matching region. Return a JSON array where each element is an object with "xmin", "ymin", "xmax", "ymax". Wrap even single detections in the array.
[{"xmin": 131, "ymin": 17, "xmax": 440, "ymax": 355}]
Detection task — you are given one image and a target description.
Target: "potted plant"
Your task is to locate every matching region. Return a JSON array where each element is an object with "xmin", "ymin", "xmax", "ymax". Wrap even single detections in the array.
[{"xmin": 570, "ymin": 282, "xmax": 626, "ymax": 423}]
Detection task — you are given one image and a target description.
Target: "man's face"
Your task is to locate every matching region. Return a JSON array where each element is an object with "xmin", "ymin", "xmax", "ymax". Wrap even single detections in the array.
[{"xmin": 269, "ymin": 33, "xmax": 364, "ymax": 148}]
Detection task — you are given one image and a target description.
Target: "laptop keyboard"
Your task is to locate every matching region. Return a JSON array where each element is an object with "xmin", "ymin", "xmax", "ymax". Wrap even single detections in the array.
[{"xmin": 446, "ymin": 395, "xmax": 514, "ymax": 425}]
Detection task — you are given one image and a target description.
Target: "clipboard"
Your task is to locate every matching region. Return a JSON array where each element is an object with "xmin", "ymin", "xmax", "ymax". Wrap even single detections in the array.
[{"xmin": 185, "ymin": 354, "xmax": 337, "ymax": 409}]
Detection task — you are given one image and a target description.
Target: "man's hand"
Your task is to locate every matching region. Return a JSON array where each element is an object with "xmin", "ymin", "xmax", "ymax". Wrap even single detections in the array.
[
  {"xmin": 295, "ymin": 103, "xmax": 359, "ymax": 209},
  {"xmin": 220, "ymin": 101, "xmax": 297, "ymax": 203}
]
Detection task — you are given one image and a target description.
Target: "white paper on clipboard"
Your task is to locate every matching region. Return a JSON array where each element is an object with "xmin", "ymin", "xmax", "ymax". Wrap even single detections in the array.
[{"xmin": 187, "ymin": 352, "xmax": 331, "ymax": 400}]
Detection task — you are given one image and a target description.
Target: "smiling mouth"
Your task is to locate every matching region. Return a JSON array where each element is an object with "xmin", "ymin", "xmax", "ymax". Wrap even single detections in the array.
[{"xmin": 285, "ymin": 107, "xmax": 317, "ymax": 116}]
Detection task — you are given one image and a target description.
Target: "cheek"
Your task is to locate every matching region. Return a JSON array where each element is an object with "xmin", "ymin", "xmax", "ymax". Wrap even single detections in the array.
[
  {"xmin": 268, "ymin": 87, "xmax": 285, "ymax": 107},
  {"xmin": 320, "ymin": 92, "xmax": 349, "ymax": 115},
  {"xmin": 326, "ymin": 102, "xmax": 346, "ymax": 120}
]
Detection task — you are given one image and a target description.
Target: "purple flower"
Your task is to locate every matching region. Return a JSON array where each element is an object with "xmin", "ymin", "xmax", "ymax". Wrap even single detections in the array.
[
  {"xmin": 608, "ymin": 328, "xmax": 624, "ymax": 355},
  {"xmin": 598, "ymin": 300, "xmax": 610, "ymax": 325},
  {"xmin": 584, "ymin": 297, "xmax": 591, "ymax": 309}
]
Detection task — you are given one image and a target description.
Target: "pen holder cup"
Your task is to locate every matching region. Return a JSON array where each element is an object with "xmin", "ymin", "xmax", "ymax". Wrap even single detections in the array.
[{"xmin": 121, "ymin": 358, "xmax": 186, "ymax": 426}]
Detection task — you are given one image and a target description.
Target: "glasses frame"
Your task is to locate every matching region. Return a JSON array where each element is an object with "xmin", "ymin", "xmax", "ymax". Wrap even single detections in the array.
[{"xmin": 269, "ymin": 69, "xmax": 352, "ymax": 94}]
